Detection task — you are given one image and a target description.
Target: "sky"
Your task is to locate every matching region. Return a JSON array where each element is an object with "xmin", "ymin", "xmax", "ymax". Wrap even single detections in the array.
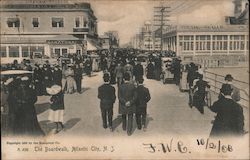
[{"xmin": 89, "ymin": 0, "xmax": 241, "ymax": 45}]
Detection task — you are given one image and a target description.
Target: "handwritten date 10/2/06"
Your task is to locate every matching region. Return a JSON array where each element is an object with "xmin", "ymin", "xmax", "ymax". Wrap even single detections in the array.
[{"xmin": 143, "ymin": 138, "xmax": 233, "ymax": 154}]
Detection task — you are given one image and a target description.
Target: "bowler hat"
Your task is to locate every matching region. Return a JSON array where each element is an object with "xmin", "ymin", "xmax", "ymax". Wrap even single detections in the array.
[
  {"xmin": 225, "ymin": 74, "xmax": 233, "ymax": 81},
  {"xmin": 220, "ymin": 84, "xmax": 233, "ymax": 95},
  {"xmin": 103, "ymin": 72, "xmax": 110, "ymax": 78}
]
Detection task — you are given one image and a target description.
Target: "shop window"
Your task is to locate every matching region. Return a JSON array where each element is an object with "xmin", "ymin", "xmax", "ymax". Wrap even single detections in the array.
[
  {"xmin": 22, "ymin": 46, "xmax": 29, "ymax": 57},
  {"xmin": 83, "ymin": 17, "xmax": 88, "ymax": 27},
  {"xmin": 31, "ymin": 46, "xmax": 44, "ymax": 57},
  {"xmin": 0, "ymin": 46, "xmax": 7, "ymax": 57},
  {"xmin": 75, "ymin": 17, "xmax": 80, "ymax": 28},
  {"xmin": 7, "ymin": 18, "xmax": 20, "ymax": 28},
  {"xmin": 9, "ymin": 46, "xmax": 19, "ymax": 57},
  {"xmin": 62, "ymin": 48, "xmax": 68, "ymax": 56},
  {"xmin": 55, "ymin": 49, "xmax": 61, "ymax": 57},
  {"xmin": 32, "ymin": 18, "xmax": 39, "ymax": 28},
  {"xmin": 52, "ymin": 17, "xmax": 64, "ymax": 28}
]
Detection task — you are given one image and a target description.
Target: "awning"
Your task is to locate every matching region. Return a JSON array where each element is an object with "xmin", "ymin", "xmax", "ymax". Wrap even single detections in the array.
[
  {"xmin": 86, "ymin": 40, "xmax": 101, "ymax": 51},
  {"xmin": 47, "ymin": 34, "xmax": 81, "ymax": 41}
]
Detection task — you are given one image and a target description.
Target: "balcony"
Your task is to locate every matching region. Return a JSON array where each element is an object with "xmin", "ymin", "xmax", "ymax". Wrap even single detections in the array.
[{"xmin": 73, "ymin": 27, "xmax": 89, "ymax": 32}]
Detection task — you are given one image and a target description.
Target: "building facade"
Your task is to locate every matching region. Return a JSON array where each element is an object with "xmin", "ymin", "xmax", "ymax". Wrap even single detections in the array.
[
  {"xmin": 0, "ymin": 0, "xmax": 99, "ymax": 64},
  {"xmin": 162, "ymin": 25, "xmax": 249, "ymax": 67}
]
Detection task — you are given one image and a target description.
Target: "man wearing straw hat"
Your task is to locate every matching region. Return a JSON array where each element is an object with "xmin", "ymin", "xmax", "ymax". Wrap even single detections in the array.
[{"xmin": 47, "ymin": 85, "xmax": 65, "ymax": 134}]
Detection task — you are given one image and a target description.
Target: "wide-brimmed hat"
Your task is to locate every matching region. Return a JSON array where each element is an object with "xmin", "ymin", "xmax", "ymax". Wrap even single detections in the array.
[
  {"xmin": 225, "ymin": 74, "xmax": 233, "ymax": 81},
  {"xmin": 46, "ymin": 85, "xmax": 62, "ymax": 95}
]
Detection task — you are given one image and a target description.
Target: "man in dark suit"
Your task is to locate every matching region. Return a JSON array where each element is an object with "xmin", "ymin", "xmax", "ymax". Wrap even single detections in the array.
[
  {"xmin": 134, "ymin": 61, "xmax": 144, "ymax": 82},
  {"xmin": 118, "ymin": 72, "xmax": 137, "ymax": 136},
  {"xmin": 52, "ymin": 65, "xmax": 63, "ymax": 87},
  {"xmin": 135, "ymin": 78, "xmax": 151, "ymax": 131},
  {"xmin": 218, "ymin": 74, "xmax": 240, "ymax": 102},
  {"xmin": 210, "ymin": 84, "xmax": 244, "ymax": 137},
  {"xmin": 115, "ymin": 62, "xmax": 124, "ymax": 87},
  {"xmin": 98, "ymin": 73, "xmax": 116, "ymax": 132},
  {"xmin": 74, "ymin": 64, "xmax": 83, "ymax": 93}
]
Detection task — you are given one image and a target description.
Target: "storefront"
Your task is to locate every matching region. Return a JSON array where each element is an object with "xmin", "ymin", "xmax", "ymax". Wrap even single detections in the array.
[
  {"xmin": 47, "ymin": 35, "xmax": 84, "ymax": 58},
  {"xmin": 162, "ymin": 25, "xmax": 249, "ymax": 67}
]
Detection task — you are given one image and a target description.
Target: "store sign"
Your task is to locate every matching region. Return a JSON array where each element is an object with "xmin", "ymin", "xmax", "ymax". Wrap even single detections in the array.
[{"xmin": 47, "ymin": 40, "xmax": 83, "ymax": 45}]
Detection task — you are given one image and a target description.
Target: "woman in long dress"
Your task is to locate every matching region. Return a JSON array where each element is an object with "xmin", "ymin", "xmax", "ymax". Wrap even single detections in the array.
[
  {"xmin": 146, "ymin": 61, "xmax": 155, "ymax": 79},
  {"xmin": 64, "ymin": 66, "xmax": 77, "ymax": 94},
  {"xmin": 11, "ymin": 76, "xmax": 45, "ymax": 137}
]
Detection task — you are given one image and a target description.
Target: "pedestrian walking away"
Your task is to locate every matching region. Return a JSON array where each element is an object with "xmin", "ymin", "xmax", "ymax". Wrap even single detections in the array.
[
  {"xmin": 192, "ymin": 74, "xmax": 210, "ymax": 114},
  {"xmin": 135, "ymin": 78, "xmax": 151, "ymax": 131},
  {"xmin": 218, "ymin": 74, "xmax": 240, "ymax": 102},
  {"xmin": 209, "ymin": 84, "xmax": 244, "ymax": 137},
  {"xmin": 115, "ymin": 62, "xmax": 124, "ymax": 87},
  {"xmin": 118, "ymin": 72, "xmax": 137, "ymax": 136},
  {"xmin": 98, "ymin": 73, "xmax": 116, "ymax": 132},
  {"xmin": 74, "ymin": 64, "xmax": 83, "ymax": 93}
]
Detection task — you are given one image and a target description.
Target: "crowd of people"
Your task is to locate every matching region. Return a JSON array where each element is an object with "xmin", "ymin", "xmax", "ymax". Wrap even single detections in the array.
[
  {"xmin": 0, "ymin": 48, "xmax": 246, "ymax": 137},
  {"xmin": 0, "ymin": 53, "xmax": 108, "ymax": 136}
]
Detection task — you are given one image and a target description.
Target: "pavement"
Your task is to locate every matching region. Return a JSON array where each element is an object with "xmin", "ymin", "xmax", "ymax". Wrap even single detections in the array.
[{"xmin": 36, "ymin": 71, "xmax": 249, "ymax": 138}]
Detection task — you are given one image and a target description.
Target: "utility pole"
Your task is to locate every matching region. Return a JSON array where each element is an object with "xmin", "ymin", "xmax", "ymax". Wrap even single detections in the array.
[{"xmin": 154, "ymin": 5, "xmax": 171, "ymax": 52}]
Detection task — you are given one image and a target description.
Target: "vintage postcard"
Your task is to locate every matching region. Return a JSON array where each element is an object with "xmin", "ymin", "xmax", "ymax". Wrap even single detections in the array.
[{"xmin": 1, "ymin": 0, "xmax": 249, "ymax": 159}]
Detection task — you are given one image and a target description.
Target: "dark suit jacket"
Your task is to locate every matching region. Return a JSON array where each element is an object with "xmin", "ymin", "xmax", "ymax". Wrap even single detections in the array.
[
  {"xmin": 118, "ymin": 82, "xmax": 137, "ymax": 114},
  {"xmin": 210, "ymin": 97, "xmax": 244, "ymax": 137},
  {"xmin": 98, "ymin": 84, "xmax": 116, "ymax": 109},
  {"xmin": 134, "ymin": 64, "xmax": 144, "ymax": 77},
  {"xmin": 135, "ymin": 85, "xmax": 151, "ymax": 113}
]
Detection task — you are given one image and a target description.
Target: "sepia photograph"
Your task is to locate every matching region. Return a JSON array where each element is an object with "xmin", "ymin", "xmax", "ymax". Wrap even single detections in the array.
[{"xmin": 1, "ymin": 0, "xmax": 249, "ymax": 159}]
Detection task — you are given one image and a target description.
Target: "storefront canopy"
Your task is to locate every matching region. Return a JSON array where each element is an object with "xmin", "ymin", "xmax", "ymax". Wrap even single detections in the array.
[{"xmin": 87, "ymin": 40, "xmax": 101, "ymax": 51}]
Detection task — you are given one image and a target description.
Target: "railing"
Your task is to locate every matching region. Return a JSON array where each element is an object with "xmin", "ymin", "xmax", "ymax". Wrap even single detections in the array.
[{"xmin": 203, "ymin": 70, "xmax": 249, "ymax": 108}]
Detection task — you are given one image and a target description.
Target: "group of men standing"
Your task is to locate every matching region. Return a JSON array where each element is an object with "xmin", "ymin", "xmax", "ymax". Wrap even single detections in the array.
[{"xmin": 98, "ymin": 71, "xmax": 151, "ymax": 136}]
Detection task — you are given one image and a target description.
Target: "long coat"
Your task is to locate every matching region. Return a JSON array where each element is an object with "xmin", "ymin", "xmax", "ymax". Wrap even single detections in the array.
[
  {"xmin": 134, "ymin": 64, "xmax": 144, "ymax": 80},
  {"xmin": 118, "ymin": 82, "xmax": 137, "ymax": 114},
  {"xmin": 210, "ymin": 97, "xmax": 244, "ymax": 137},
  {"xmin": 135, "ymin": 85, "xmax": 151, "ymax": 114},
  {"xmin": 43, "ymin": 68, "xmax": 53, "ymax": 87},
  {"xmin": 193, "ymin": 80, "xmax": 210, "ymax": 107},
  {"xmin": 53, "ymin": 69, "xmax": 63, "ymax": 86},
  {"xmin": 115, "ymin": 65, "xmax": 124, "ymax": 78},
  {"xmin": 10, "ymin": 85, "xmax": 44, "ymax": 136},
  {"xmin": 146, "ymin": 63, "xmax": 155, "ymax": 79},
  {"xmin": 98, "ymin": 84, "xmax": 116, "ymax": 109}
]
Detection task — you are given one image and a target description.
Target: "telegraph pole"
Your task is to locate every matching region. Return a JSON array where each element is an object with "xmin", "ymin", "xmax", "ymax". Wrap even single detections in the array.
[{"xmin": 154, "ymin": 5, "xmax": 171, "ymax": 52}]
